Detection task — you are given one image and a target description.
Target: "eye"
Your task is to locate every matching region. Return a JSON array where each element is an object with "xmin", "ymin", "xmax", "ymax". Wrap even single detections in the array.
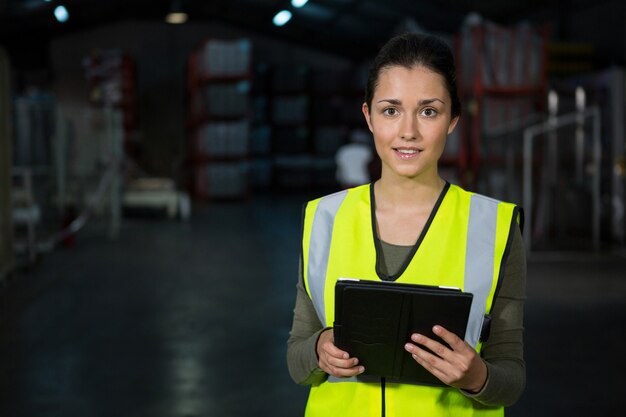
[
  {"xmin": 421, "ymin": 108, "xmax": 438, "ymax": 118},
  {"xmin": 382, "ymin": 107, "xmax": 398, "ymax": 116}
]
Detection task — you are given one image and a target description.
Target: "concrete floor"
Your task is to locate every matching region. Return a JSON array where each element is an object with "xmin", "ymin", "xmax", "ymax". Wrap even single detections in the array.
[{"xmin": 1, "ymin": 193, "xmax": 625, "ymax": 417}]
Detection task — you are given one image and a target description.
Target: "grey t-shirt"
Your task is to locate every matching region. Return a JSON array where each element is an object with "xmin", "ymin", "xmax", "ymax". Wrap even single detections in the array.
[{"xmin": 286, "ymin": 225, "xmax": 526, "ymax": 407}]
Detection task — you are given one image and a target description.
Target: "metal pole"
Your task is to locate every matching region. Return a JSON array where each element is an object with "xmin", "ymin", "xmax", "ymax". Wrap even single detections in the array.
[
  {"xmin": 592, "ymin": 107, "xmax": 602, "ymax": 251},
  {"xmin": 575, "ymin": 87, "xmax": 586, "ymax": 182},
  {"xmin": 110, "ymin": 108, "xmax": 122, "ymax": 239},
  {"xmin": 522, "ymin": 107, "xmax": 601, "ymax": 253},
  {"xmin": 54, "ymin": 107, "xmax": 67, "ymax": 216},
  {"xmin": 547, "ymin": 90, "xmax": 558, "ymax": 240}
]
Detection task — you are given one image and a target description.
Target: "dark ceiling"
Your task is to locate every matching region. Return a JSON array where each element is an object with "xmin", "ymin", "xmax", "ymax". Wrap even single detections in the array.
[{"xmin": 0, "ymin": 0, "xmax": 623, "ymax": 65}]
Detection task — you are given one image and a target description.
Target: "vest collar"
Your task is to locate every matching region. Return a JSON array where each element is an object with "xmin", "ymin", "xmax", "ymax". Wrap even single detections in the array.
[{"xmin": 371, "ymin": 181, "xmax": 451, "ymax": 282}]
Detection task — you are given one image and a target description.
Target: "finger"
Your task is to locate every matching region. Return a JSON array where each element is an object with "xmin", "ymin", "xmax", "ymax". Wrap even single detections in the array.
[
  {"xmin": 327, "ymin": 364, "xmax": 365, "ymax": 378},
  {"xmin": 321, "ymin": 340, "xmax": 351, "ymax": 360},
  {"xmin": 405, "ymin": 343, "xmax": 453, "ymax": 385},
  {"xmin": 405, "ymin": 341, "xmax": 443, "ymax": 368},
  {"xmin": 409, "ymin": 333, "xmax": 450, "ymax": 359},
  {"xmin": 321, "ymin": 354, "xmax": 364, "ymax": 377},
  {"xmin": 326, "ymin": 354, "xmax": 360, "ymax": 370},
  {"xmin": 432, "ymin": 325, "xmax": 466, "ymax": 352}
]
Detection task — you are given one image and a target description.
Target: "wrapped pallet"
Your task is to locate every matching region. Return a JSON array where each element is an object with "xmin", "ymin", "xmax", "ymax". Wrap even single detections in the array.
[{"xmin": 199, "ymin": 39, "xmax": 251, "ymax": 78}]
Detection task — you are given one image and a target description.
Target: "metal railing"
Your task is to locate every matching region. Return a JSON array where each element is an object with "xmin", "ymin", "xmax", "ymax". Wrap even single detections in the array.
[{"xmin": 522, "ymin": 104, "xmax": 602, "ymax": 252}]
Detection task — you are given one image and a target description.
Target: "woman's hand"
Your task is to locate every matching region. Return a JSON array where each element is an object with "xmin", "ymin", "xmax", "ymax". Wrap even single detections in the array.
[
  {"xmin": 404, "ymin": 325, "xmax": 488, "ymax": 392},
  {"xmin": 317, "ymin": 329, "xmax": 365, "ymax": 378}
]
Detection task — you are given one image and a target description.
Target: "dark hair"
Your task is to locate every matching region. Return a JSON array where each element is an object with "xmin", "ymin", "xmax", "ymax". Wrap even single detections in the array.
[{"xmin": 365, "ymin": 33, "xmax": 461, "ymax": 119}]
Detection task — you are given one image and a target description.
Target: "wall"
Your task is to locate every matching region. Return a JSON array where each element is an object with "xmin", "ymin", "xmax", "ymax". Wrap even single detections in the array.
[
  {"xmin": 0, "ymin": 47, "xmax": 15, "ymax": 278},
  {"xmin": 565, "ymin": 1, "xmax": 626, "ymax": 65},
  {"xmin": 49, "ymin": 19, "xmax": 352, "ymax": 178}
]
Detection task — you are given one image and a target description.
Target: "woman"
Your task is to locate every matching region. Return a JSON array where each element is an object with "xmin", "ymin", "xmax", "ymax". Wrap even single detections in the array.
[{"xmin": 287, "ymin": 33, "xmax": 526, "ymax": 417}]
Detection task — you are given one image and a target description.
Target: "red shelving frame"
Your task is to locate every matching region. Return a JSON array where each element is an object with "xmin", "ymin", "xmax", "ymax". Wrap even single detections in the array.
[
  {"xmin": 455, "ymin": 24, "xmax": 549, "ymax": 190},
  {"xmin": 186, "ymin": 40, "xmax": 253, "ymax": 200}
]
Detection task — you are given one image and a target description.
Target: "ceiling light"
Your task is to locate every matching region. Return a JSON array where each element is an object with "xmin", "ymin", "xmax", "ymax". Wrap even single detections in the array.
[
  {"xmin": 165, "ymin": 0, "xmax": 188, "ymax": 24},
  {"xmin": 273, "ymin": 10, "xmax": 292, "ymax": 26},
  {"xmin": 166, "ymin": 12, "xmax": 188, "ymax": 24},
  {"xmin": 291, "ymin": 0, "xmax": 309, "ymax": 7},
  {"xmin": 54, "ymin": 5, "xmax": 69, "ymax": 23}
]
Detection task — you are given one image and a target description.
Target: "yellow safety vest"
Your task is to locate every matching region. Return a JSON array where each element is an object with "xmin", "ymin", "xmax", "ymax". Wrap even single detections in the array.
[{"xmin": 301, "ymin": 183, "xmax": 521, "ymax": 417}]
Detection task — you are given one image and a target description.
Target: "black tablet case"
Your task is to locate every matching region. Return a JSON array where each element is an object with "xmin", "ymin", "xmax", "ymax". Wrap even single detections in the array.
[{"xmin": 333, "ymin": 279, "xmax": 473, "ymax": 386}]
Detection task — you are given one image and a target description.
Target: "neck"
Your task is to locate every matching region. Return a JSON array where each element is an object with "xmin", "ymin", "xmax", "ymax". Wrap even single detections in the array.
[{"xmin": 375, "ymin": 174, "xmax": 445, "ymax": 210}]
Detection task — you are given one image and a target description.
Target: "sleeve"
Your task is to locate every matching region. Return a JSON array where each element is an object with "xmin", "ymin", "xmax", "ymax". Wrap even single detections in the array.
[
  {"xmin": 286, "ymin": 258, "xmax": 329, "ymax": 385},
  {"xmin": 463, "ymin": 224, "xmax": 527, "ymax": 406}
]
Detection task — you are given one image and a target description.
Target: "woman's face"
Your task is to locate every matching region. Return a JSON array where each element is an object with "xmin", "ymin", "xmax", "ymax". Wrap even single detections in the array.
[{"xmin": 362, "ymin": 64, "xmax": 458, "ymax": 182}]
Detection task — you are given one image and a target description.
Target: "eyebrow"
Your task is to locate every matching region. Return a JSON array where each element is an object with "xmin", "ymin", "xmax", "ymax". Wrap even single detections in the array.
[{"xmin": 376, "ymin": 98, "xmax": 446, "ymax": 106}]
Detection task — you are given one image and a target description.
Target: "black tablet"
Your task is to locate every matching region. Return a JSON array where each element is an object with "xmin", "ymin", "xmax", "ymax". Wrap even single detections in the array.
[{"xmin": 334, "ymin": 278, "xmax": 473, "ymax": 386}]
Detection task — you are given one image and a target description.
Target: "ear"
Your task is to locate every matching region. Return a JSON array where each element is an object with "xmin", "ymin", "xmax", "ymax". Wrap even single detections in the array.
[
  {"xmin": 362, "ymin": 102, "xmax": 373, "ymax": 133},
  {"xmin": 447, "ymin": 116, "xmax": 459, "ymax": 135}
]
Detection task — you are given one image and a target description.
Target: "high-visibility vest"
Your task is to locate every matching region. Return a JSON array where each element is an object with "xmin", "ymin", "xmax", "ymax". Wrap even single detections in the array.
[{"xmin": 301, "ymin": 182, "xmax": 521, "ymax": 417}]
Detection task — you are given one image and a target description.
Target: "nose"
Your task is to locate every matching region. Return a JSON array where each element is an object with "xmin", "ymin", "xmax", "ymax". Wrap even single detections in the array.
[{"xmin": 400, "ymin": 114, "xmax": 418, "ymax": 140}]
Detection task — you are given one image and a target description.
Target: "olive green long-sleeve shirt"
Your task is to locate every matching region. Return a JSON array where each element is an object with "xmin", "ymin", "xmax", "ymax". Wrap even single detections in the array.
[{"xmin": 287, "ymin": 225, "xmax": 526, "ymax": 407}]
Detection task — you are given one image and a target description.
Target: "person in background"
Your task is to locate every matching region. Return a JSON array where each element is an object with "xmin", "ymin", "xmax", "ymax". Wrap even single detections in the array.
[
  {"xmin": 287, "ymin": 32, "xmax": 526, "ymax": 417},
  {"xmin": 335, "ymin": 129, "xmax": 373, "ymax": 189}
]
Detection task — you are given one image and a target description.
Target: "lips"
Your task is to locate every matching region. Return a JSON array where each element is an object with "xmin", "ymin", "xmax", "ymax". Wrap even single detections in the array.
[{"xmin": 393, "ymin": 147, "xmax": 421, "ymax": 159}]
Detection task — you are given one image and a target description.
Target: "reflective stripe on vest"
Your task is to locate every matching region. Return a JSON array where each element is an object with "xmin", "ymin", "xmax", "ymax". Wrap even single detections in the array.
[
  {"xmin": 306, "ymin": 189, "xmax": 348, "ymax": 326},
  {"xmin": 465, "ymin": 194, "xmax": 498, "ymax": 347}
]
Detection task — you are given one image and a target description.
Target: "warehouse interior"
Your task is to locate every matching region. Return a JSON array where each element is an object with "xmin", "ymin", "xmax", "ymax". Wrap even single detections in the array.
[{"xmin": 1, "ymin": 0, "xmax": 626, "ymax": 416}]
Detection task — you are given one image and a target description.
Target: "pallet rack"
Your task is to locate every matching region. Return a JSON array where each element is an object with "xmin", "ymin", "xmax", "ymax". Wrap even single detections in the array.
[
  {"xmin": 186, "ymin": 39, "xmax": 252, "ymax": 199},
  {"xmin": 82, "ymin": 50, "xmax": 138, "ymax": 156},
  {"xmin": 455, "ymin": 22, "xmax": 549, "ymax": 198}
]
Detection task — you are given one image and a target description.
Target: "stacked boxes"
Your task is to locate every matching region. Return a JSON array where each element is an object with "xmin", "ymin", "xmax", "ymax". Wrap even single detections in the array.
[
  {"xmin": 457, "ymin": 20, "xmax": 547, "ymax": 197},
  {"xmin": 13, "ymin": 92, "xmax": 55, "ymax": 167},
  {"xmin": 459, "ymin": 22, "xmax": 544, "ymax": 89},
  {"xmin": 250, "ymin": 62, "xmax": 365, "ymax": 191},
  {"xmin": 273, "ymin": 127, "xmax": 309, "ymax": 154},
  {"xmin": 194, "ymin": 121, "xmax": 249, "ymax": 158},
  {"xmin": 198, "ymin": 39, "xmax": 251, "ymax": 78},
  {"xmin": 203, "ymin": 82, "xmax": 250, "ymax": 117},
  {"xmin": 188, "ymin": 39, "xmax": 252, "ymax": 199},
  {"xmin": 272, "ymin": 95, "xmax": 308, "ymax": 125}
]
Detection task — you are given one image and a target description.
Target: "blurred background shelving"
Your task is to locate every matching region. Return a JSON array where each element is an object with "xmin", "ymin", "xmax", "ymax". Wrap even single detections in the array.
[
  {"xmin": 1, "ymin": 1, "xmax": 626, "ymax": 415},
  {"xmin": 186, "ymin": 39, "xmax": 252, "ymax": 200},
  {"xmin": 0, "ymin": 0, "xmax": 623, "ymax": 265}
]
